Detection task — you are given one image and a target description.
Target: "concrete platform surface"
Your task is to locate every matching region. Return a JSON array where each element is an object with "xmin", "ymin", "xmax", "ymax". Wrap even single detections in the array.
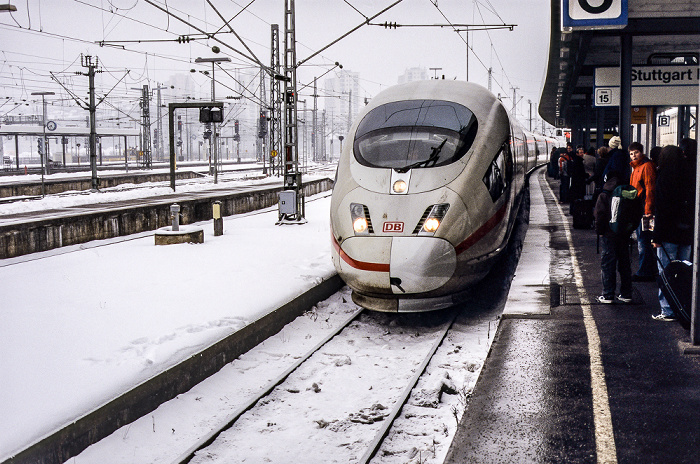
[{"xmin": 446, "ymin": 170, "xmax": 700, "ymax": 464}]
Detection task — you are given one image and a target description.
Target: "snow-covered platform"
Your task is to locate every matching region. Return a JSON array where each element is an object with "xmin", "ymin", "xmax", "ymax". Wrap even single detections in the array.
[
  {"xmin": 0, "ymin": 175, "xmax": 332, "ymax": 259},
  {"xmin": 0, "ymin": 194, "xmax": 339, "ymax": 463}
]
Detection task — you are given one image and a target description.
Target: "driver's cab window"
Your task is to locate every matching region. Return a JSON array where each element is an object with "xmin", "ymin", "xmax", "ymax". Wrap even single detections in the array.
[{"xmin": 483, "ymin": 141, "xmax": 512, "ymax": 201}]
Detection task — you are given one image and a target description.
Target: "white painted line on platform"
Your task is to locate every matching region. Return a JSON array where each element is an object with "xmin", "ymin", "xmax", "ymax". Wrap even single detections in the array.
[{"xmin": 545, "ymin": 178, "xmax": 618, "ymax": 464}]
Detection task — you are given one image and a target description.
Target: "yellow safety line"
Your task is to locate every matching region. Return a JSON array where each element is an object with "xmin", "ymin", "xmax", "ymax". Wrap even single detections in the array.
[{"xmin": 545, "ymin": 177, "xmax": 618, "ymax": 463}]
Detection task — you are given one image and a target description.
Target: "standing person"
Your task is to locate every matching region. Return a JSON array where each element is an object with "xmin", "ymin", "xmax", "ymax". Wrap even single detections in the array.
[
  {"xmin": 583, "ymin": 147, "xmax": 597, "ymax": 179},
  {"xmin": 568, "ymin": 145, "xmax": 588, "ymax": 213},
  {"xmin": 603, "ymin": 136, "xmax": 630, "ymax": 182},
  {"xmin": 594, "ymin": 171, "xmax": 633, "ymax": 304},
  {"xmin": 679, "ymin": 137, "xmax": 697, "ymax": 198},
  {"xmin": 583, "ymin": 146, "xmax": 597, "ymax": 198},
  {"xmin": 548, "ymin": 146, "xmax": 560, "ymax": 179},
  {"xmin": 651, "ymin": 145, "xmax": 695, "ymax": 321},
  {"xmin": 649, "ymin": 146, "xmax": 662, "ymax": 166},
  {"xmin": 559, "ymin": 143, "xmax": 574, "ymax": 203},
  {"xmin": 593, "ymin": 146, "xmax": 610, "ymax": 197},
  {"xmin": 629, "ymin": 141, "xmax": 657, "ymax": 281}
]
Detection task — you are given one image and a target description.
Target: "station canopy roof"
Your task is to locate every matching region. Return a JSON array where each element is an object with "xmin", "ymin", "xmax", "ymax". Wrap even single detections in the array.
[{"xmin": 539, "ymin": 0, "xmax": 700, "ymax": 129}]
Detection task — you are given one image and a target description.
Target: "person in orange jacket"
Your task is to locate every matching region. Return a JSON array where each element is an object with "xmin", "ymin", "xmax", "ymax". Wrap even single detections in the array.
[{"xmin": 628, "ymin": 142, "xmax": 657, "ymax": 281}]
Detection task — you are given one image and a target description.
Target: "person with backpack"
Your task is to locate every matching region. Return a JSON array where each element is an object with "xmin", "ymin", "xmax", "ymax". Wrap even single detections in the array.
[
  {"xmin": 594, "ymin": 171, "xmax": 638, "ymax": 304},
  {"xmin": 651, "ymin": 145, "xmax": 695, "ymax": 321},
  {"xmin": 628, "ymin": 142, "xmax": 657, "ymax": 281}
]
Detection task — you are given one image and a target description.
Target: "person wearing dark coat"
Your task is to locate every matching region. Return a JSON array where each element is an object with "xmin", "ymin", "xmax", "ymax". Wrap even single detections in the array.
[
  {"xmin": 603, "ymin": 136, "xmax": 631, "ymax": 182},
  {"xmin": 679, "ymin": 137, "xmax": 697, "ymax": 202},
  {"xmin": 548, "ymin": 146, "xmax": 560, "ymax": 179},
  {"xmin": 651, "ymin": 145, "xmax": 695, "ymax": 321},
  {"xmin": 568, "ymin": 145, "xmax": 588, "ymax": 214},
  {"xmin": 594, "ymin": 172, "xmax": 633, "ymax": 304}
]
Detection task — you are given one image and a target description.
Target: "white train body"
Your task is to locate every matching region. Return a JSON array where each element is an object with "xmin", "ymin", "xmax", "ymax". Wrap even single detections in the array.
[{"xmin": 330, "ymin": 81, "xmax": 556, "ymax": 312}]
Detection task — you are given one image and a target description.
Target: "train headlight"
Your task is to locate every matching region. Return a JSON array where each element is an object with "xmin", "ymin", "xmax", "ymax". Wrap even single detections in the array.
[
  {"xmin": 416, "ymin": 203, "xmax": 450, "ymax": 236},
  {"xmin": 353, "ymin": 217, "xmax": 368, "ymax": 234},
  {"xmin": 423, "ymin": 217, "xmax": 441, "ymax": 233},
  {"xmin": 350, "ymin": 203, "xmax": 373, "ymax": 235},
  {"xmin": 393, "ymin": 180, "xmax": 408, "ymax": 193}
]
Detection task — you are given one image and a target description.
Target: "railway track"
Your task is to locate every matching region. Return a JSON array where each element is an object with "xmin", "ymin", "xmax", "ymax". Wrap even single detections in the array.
[
  {"xmin": 72, "ymin": 283, "xmax": 501, "ymax": 464},
  {"xmin": 178, "ymin": 307, "xmax": 459, "ymax": 464}
]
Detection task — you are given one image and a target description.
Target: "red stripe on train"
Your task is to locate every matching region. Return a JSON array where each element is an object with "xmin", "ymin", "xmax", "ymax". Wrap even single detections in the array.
[
  {"xmin": 454, "ymin": 202, "xmax": 508, "ymax": 255},
  {"xmin": 331, "ymin": 233, "xmax": 391, "ymax": 272}
]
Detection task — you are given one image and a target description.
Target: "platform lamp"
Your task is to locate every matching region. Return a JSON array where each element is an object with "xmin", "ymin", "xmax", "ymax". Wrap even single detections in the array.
[
  {"xmin": 194, "ymin": 56, "xmax": 231, "ymax": 184},
  {"xmin": 31, "ymin": 91, "xmax": 54, "ymax": 197}
]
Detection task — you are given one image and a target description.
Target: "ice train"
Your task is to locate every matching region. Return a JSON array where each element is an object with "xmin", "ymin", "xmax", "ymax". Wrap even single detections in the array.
[{"xmin": 330, "ymin": 80, "xmax": 559, "ymax": 312}]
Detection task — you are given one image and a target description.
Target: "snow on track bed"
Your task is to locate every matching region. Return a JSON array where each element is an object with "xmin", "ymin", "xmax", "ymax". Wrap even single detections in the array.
[
  {"xmin": 75, "ymin": 287, "xmax": 500, "ymax": 464},
  {"xmin": 188, "ymin": 307, "xmax": 459, "ymax": 464}
]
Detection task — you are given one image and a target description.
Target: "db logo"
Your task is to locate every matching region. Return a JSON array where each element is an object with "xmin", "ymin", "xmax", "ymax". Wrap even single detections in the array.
[{"xmin": 383, "ymin": 222, "xmax": 404, "ymax": 233}]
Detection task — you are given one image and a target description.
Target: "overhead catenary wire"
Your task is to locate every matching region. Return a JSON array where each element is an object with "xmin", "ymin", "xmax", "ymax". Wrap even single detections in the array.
[
  {"xmin": 427, "ymin": 0, "xmax": 511, "ymax": 97},
  {"xmin": 2, "ymin": 0, "xmax": 381, "ymax": 111}
]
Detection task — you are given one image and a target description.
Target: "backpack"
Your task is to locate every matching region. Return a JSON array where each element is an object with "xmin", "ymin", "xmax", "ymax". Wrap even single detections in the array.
[
  {"xmin": 560, "ymin": 154, "xmax": 572, "ymax": 176},
  {"xmin": 609, "ymin": 184, "xmax": 643, "ymax": 236}
]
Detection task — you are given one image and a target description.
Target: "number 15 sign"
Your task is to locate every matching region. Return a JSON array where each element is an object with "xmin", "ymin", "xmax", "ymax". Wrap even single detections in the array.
[{"xmin": 595, "ymin": 87, "xmax": 618, "ymax": 106}]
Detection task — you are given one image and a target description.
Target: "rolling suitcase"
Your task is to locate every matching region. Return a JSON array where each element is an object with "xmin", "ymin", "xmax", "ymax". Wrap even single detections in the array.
[
  {"xmin": 572, "ymin": 197, "xmax": 594, "ymax": 229},
  {"xmin": 657, "ymin": 257, "xmax": 692, "ymax": 329}
]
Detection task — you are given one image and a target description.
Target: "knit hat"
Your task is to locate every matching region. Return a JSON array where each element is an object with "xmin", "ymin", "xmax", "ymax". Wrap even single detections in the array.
[{"xmin": 608, "ymin": 136, "xmax": 621, "ymax": 149}]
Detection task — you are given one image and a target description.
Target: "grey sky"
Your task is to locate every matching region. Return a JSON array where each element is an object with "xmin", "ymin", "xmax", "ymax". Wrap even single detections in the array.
[{"xmin": 0, "ymin": 0, "xmax": 551, "ymax": 126}]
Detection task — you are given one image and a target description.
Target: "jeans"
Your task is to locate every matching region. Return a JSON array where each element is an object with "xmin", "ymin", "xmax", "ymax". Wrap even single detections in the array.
[
  {"xmin": 600, "ymin": 234, "xmax": 633, "ymax": 299},
  {"xmin": 636, "ymin": 224, "xmax": 657, "ymax": 277},
  {"xmin": 656, "ymin": 243, "xmax": 692, "ymax": 317}
]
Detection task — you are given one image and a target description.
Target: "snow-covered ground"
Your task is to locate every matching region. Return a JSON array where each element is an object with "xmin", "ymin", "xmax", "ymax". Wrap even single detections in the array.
[
  {"xmin": 0, "ymin": 170, "xmax": 337, "ymax": 461},
  {"xmin": 0, "ymin": 167, "xmax": 533, "ymax": 463}
]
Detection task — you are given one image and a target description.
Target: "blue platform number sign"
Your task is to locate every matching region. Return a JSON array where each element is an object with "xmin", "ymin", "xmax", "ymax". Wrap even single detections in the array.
[{"xmin": 562, "ymin": 0, "xmax": 628, "ymax": 29}]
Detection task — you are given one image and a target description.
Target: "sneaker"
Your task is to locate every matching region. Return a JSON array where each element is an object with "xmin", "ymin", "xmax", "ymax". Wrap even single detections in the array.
[
  {"xmin": 596, "ymin": 295, "xmax": 614, "ymax": 304},
  {"xmin": 652, "ymin": 313, "xmax": 677, "ymax": 322},
  {"xmin": 616, "ymin": 295, "xmax": 633, "ymax": 303}
]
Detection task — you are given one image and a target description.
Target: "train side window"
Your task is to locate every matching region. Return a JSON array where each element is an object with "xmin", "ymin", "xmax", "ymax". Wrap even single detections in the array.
[{"xmin": 483, "ymin": 146, "xmax": 508, "ymax": 201}]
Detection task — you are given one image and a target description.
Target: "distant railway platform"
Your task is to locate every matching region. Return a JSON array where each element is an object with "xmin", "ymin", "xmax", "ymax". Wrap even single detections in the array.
[
  {"xmin": 445, "ymin": 169, "xmax": 700, "ymax": 464},
  {"xmin": 0, "ymin": 161, "xmax": 264, "ymax": 197},
  {"xmin": 0, "ymin": 166, "xmax": 334, "ymax": 259}
]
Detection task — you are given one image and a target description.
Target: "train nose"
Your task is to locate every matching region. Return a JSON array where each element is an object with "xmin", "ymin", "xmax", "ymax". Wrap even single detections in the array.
[
  {"xmin": 334, "ymin": 236, "xmax": 457, "ymax": 295},
  {"xmin": 389, "ymin": 237, "xmax": 456, "ymax": 294}
]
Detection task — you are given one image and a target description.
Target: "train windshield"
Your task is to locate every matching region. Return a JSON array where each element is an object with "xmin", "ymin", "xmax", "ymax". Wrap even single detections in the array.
[{"xmin": 353, "ymin": 100, "xmax": 478, "ymax": 171}]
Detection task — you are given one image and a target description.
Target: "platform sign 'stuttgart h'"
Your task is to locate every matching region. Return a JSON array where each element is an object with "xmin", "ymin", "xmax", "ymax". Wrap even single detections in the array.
[
  {"xmin": 594, "ymin": 66, "xmax": 700, "ymax": 107},
  {"xmin": 562, "ymin": 0, "xmax": 628, "ymax": 30}
]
